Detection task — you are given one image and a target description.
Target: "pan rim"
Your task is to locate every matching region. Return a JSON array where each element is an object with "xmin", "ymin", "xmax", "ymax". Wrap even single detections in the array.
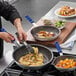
[
  {"xmin": 53, "ymin": 55, "xmax": 76, "ymax": 71},
  {"xmin": 12, "ymin": 44, "xmax": 53, "ymax": 68},
  {"xmin": 31, "ymin": 25, "xmax": 61, "ymax": 41}
]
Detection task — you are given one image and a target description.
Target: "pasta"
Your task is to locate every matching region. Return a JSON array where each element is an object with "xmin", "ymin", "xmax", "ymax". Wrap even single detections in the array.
[{"xmin": 19, "ymin": 47, "xmax": 44, "ymax": 66}]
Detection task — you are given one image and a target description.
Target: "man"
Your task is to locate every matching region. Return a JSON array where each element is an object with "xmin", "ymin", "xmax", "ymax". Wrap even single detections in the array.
[{"xmin": 0, "ymin": 1, "xmax": 27, "ymax": 59}]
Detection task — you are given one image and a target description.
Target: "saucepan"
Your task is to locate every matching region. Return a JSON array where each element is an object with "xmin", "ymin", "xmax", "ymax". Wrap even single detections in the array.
[
  {"xmin": 53, "ymin": 42, "xmax": 76, "ymax": 71},
  {"xmin": 25, "ymin": 15, "xmax": 61, "ymax": 41},
  {"xmin": 1, "ymin": 28, "xmax": 53, "ymax": 70}
]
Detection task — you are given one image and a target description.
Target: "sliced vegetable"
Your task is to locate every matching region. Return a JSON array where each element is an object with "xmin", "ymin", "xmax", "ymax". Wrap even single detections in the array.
[
  {"xmin": 55, "ymin": 20, "xmax": 65, "ymax": 28},
  {"xmin": 56, "ymin": 58, "xmax": 76, "ymax": 68}
]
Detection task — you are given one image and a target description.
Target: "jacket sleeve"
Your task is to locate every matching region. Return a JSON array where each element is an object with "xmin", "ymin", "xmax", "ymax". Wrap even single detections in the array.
[{"xmin": 0, "ymin": 1, "xmax": 22, "ymax": 24}]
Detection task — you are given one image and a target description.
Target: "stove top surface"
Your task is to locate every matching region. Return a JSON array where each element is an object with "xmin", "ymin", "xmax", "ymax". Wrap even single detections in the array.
[{"xmin": 1, "ymin": 53, "xmax": 76, "ymax": 76}]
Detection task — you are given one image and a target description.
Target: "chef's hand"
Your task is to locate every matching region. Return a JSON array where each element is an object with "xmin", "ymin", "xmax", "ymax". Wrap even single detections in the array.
[
  {"xmin": 14, "ymin": 18, "xmax": 27, "ymax": 42},
  {"xmin": 17, "ymin": 27, "xmax": 27, "ymax": 42},
  {"xmin": 0, "ymin": 32, "xmax": 14, "ymax": 43}
]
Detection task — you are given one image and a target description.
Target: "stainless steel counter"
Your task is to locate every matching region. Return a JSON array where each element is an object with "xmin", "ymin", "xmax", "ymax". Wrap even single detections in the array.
[
  {"xmin": 0, "ymin": 0, "xmax": 76, "ymax": 74},
  {"xmin": 43, "ymin": 1, "xmax": 76, "ymax": 22}
]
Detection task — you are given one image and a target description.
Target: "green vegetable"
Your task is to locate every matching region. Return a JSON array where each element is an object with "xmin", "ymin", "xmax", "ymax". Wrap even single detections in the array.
[{"xmin": 55, "ymin": 20, "xmax": 65, "ymax": 28}]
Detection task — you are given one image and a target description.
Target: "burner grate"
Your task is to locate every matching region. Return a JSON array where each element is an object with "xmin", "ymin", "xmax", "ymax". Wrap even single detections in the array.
[
  {"xmin": 8, "ymin": 61, "xmax": 23, "ymax": 70},
  {"xmin": 0, "ymin": 69, "xmax": 22, "ymax": 76}
]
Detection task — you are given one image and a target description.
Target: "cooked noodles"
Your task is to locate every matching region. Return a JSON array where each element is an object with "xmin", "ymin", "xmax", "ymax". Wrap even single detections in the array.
[{"xmin": 18, "ymin": 47, "xmax": 44, "ymax": 66}]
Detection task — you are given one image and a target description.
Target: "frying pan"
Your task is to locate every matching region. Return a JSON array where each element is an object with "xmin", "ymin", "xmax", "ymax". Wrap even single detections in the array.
[
  {"xmin": 25, "ymin": 15, "xmax": 61, "ymax": 41},
  {"xmin": 13, "ymin": 44, "xmax": 53, "ymax": 70},
  {"xmin": 53, "ymin": 42, "xmax": 76, "ymax": 71},
  {"xmin": 31, "ymin": 26, "xmax": 61, "ymax": 41}
]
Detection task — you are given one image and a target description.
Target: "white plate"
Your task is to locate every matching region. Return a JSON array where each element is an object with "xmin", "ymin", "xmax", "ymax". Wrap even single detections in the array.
[{"xmin": 55, "ymin": 8, "xmax": 76, "ymax": 18}]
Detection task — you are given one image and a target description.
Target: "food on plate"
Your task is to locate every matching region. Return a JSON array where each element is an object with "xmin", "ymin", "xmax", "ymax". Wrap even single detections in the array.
[
  {"xmin": 55, "ymin": 20, "xmax": 65, "ymax": 29},
  {"xmin": 56, "ymin": 58, "xmax": 76, "ymax": 68},
  {"xmin": 19, "ymin": 47, "xmax": 44, "ymax": 66},
  {"xmin": 58, "ymin": 6, "xmax": 76, "ymax": 16},
  {"xmin": 36, "ymin": 31, "xmax": 55, "ymax": 38},
  {"xmin": 43, "ymin": 19, "xmax": 52, "ymax": 25},
  {"xmin": 60, "ymin": 6, "xmax": 70, "ymax": 10}
]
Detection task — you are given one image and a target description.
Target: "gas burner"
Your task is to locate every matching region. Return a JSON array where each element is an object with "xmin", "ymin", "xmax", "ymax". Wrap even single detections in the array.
[
  {"xmin": 0, "ymin": 61, "xmax": 59, "ymax": 76},
  {"xmin": 1, "ymin": 52, "xmax": 76, "ymax": 76},
  {"xmin": 1, "ymin": 69, "xmax": 22, "ymax": 76}
]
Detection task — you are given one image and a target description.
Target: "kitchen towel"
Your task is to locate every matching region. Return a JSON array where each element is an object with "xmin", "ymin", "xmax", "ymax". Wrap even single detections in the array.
[{"xmin": 60, "ymin": 33, "xmax": 76, "ymax": 50}]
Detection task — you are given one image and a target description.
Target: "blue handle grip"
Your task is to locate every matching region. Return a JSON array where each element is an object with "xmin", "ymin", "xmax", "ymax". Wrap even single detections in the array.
[
  {"xmin": 0, "ymin": 28, "xmax": 7, "ymax": 32},
  {"xmin": 54, "ymin": 42, "xmax": 62, "ymax": 53},
  {"xmin": 25, "ymin": 15, "xmax": 34, "ymax": 23}
]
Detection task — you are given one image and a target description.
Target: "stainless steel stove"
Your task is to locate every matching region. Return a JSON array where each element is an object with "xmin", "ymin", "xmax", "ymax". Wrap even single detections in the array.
[{"xmin": 0, "ymin": 52, "xmax": 76, "ymax": 76}]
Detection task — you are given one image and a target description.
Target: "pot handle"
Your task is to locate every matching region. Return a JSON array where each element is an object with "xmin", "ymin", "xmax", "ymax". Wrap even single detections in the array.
[
  {"xmin": 25, "ymin": 15, "xmax": 34, "ymax": 23},
  {"xmin": 25, "ymin": 15, "xmax": 39, "ymax": 26},
  {"xmin": 0, "ymin": 28, "xmax": 20, "ymax": 47},
  {"xmin": 54, "ymin": 42, "xmax": 63, "ymax": 56},
  {"xmin": 11, "ymin": 39, "xmax": 20, "ymax": 47}
]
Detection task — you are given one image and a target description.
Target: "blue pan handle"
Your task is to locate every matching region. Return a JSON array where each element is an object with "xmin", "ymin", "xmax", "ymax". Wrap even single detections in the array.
[
  {"xmin": 25, "ymin": 15, "xmax": 34, "ymax": 23},
  {"xmin": 0, "ymin": 28, "xmax": 7, "ymax": 32},
  {"xmin": 54, "ymin": 42, "xmax": 63, "ymax": 56}
]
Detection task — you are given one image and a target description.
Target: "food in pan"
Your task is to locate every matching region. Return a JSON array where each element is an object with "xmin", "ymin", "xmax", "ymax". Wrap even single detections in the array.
[
  {"xmin": 58, "ymin": 6, "xmax": 76, "ymax": 16},
  {"xmin": 19, "ymin": 47, "xmax": 44, "ymax": 66},
  {"xmin": 36, "ymin": 31, "xmax": 55, "ymax": 38},
  {"xmin": 43, "ymin": 19, "xmax": 52, "ymax": 25},
  {"xmin": 56, "ymin": 58, "xmax": 76, "ymax": 68}
]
